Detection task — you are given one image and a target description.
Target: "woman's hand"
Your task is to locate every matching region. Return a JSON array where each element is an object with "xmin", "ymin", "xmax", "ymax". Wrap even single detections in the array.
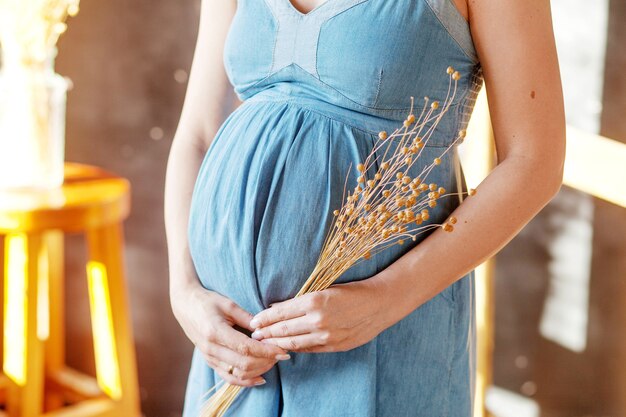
[
  {"xmin": 170, "ymin": 283, "xmax": 292, "ymax": 387},
  {"xmin": 247, "ymin": 278, "xmax": 396, "ymax": 353}
]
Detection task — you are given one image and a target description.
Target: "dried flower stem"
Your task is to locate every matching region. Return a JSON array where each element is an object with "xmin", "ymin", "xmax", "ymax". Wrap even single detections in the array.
[{"xmin": 199, "ymin": 67, "xmax": 477, "ymax": 417}]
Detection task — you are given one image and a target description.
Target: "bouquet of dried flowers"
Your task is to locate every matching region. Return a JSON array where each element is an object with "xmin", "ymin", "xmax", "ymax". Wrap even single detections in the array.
[{"xmin": 199, "ymin": 66, "xmax": 476, "ymax": 417}]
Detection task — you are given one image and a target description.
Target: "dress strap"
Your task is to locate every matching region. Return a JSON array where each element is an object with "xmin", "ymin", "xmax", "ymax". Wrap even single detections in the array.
[{"xmin": 423, "ymin": 0, "xmax": 478, "ymax": 63}]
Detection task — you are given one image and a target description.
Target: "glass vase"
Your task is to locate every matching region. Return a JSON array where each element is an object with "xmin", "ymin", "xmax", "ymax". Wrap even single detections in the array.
[{"xmin": 0, "ymin": 45, "xmax": 69, "ymax": 190}]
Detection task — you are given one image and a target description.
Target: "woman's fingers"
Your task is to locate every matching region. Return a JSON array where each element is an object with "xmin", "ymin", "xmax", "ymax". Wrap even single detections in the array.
[
  {"xmin": 215, "ymin": 322, "xmax": 291, "ymax": 361},
  {"xmin": 202, "ymin": 353, "xmax": 268, "ymax": 387},
  {"xmin": 250, "ymin": 315, "xmax": 314, "ymax": 340},
  {"xmin": 260, "ymin": 332, "xmax": 327, "ymax": 352},
  {"xmin": 250, "ymin": 296, "xmax": 311, "ymax": 329},
  {"xmin": 220, "ymin": 298, "xmax": 256, "ymax": 332},
  {"xmin": 203, "ymin": 341, "xmax": 275, "ymax": 379}
]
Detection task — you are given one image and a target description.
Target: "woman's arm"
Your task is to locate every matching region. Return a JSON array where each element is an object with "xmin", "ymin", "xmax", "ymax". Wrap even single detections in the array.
[
  {"xmin": 164, "ymin": 0, "xmax": 289, "ymax": 385},
  {"xmin": 372, "ymin": 0, "xmax": 566, "ymax": 320},
  {"xmin": 164, "ymin": 0, "xmax": 235, "ymax": 295},
  {"xmin": 247, "ymin": 0, "xmax": 566, "ymax": 352}
]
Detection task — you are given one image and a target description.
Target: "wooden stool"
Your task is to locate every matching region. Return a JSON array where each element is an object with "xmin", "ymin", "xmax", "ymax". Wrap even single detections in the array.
[{"xmin": 0, "ymin": 162, "xmax": 141, "ymax": 417}]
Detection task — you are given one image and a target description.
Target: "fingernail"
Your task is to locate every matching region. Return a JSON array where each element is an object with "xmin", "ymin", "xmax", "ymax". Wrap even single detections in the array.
[
  {"xmin": 275, "ymin": 353, "xmax": 291, "ymax": 361},
  {"xmin": 254, "ymin": 378, "xmax": 266, "ymax": 386},
  {"xmin": 251, "ymin": 330, "xmax": 263, "ymax": 340},
  {"xmin": 250, "ymin": 317, "xmax": 260, "ymax": 328}
]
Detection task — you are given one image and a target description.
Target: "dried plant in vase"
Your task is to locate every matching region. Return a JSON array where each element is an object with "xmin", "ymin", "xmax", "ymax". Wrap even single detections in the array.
[
  {"xmin": 199, "ymin": 66, "xmax": 477, "ymax": 417},
  {"xmin": 0, "ymin": 0, "xmax": 80, "ymax": 189},
  {"xmin": 0, "ymin": 0, "xmax": 80, "ymax": 63}
]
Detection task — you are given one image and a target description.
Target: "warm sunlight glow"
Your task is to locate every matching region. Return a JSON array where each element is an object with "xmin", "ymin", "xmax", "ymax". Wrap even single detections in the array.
[
  {"xmin": 3, "ymin": 233, "xmax": 28, "ymax": 386},
  {"xmin": 37, "ymin": 239, "xmax": 50, "ymax": 341},
  {"xmin": 86, "ymin": 260, "xmax": 122, "ymax": 400},
  {"xmin": 563, "ymin": 125, "xmax": 626, "ymax": 208}
]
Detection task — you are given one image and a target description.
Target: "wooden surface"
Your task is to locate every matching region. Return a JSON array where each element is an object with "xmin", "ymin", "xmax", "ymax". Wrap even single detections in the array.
[
  {"xmin": 0, "ymin": 163, "xmax": 130, "ymax": 233},
  {"xmin": 0, "ymin": 163, "xmax": 140, "ymax": 416}
]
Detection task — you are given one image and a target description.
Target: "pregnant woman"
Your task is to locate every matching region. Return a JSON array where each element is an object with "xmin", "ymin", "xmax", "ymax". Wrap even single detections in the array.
[{"xmin": 164, "ymin": 0, "xmax": 565, "ymax": 415}]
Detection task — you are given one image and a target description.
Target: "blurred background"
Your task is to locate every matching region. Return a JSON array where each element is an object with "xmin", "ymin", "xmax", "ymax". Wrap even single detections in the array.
[{"xmin": 2, "ymin": 0, "xmax": 623, "ymax": 416}]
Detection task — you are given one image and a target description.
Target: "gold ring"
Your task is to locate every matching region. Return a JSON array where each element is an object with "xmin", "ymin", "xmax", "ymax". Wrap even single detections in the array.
[{"xmin": 227, "ymin": 365, "xmax": 234, "ymax": 375}]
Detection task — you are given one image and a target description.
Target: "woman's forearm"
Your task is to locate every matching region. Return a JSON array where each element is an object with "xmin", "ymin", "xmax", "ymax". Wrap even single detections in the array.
[
  {"xmin": 164, "ymin": 134, "xmax": 208, "ymax": 295},
  {"xmin": 372, "ymin": 153, "xmax": 563, "ymax": 323}
]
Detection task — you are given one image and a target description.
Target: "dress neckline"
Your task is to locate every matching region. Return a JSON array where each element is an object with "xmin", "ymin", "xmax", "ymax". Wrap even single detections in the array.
[{"xmin": 284, "ymin": 0, "xmax": 331, "ymax": 16}]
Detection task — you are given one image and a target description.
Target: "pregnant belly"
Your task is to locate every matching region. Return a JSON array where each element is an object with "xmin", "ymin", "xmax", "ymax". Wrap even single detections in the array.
[{"xmin": 187, "ymin": 100, "xmax": 461, "ymax": 314}]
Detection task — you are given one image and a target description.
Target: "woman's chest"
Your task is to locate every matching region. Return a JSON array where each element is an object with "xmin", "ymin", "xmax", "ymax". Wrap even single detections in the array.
[
  {"xmin": 287, "ymin": 0, "xmax": 330, "ymax": 15},
  {"xmin": 224, "ymin": 0, "xmax": 479, "ymax": 109}
]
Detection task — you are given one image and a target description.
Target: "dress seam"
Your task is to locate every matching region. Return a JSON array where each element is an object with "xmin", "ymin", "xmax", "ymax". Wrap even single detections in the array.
[
  {"xmin": 243, "ymin": 97, "xmax": 456, "ymax": 149},
  {"xmin": 422, "ymin": 0, "xmax": 479, "ymax": 64},
  {"xmin": 300, "ymin": 62, "xmax": 444, "ymax": 112},
  {"xmin": 263, "ymin": 0, "xmax": 279, "ymax": 75},
  {"xmin": 444, "ymin": 305, "xmax": 457, "ymax": 417}
]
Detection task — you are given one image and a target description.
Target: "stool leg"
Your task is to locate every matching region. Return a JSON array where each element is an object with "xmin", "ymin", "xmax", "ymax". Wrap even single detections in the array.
[
  {"xmin": 3, "ymin": 233, "xmax": 45, "ymax": 417},
  {"xmin": 43, "ymin": 231, "xmax": 65, "ymax": 411},
  {"xmin": 85, "ymin": 223, "xmax": 141, "ymax": 417}
]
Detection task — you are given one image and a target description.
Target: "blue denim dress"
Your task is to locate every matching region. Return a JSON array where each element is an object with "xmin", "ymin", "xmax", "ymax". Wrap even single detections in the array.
[{"xmin": 184, "ymin": 0, "xmax": 484, "ymax": 415}]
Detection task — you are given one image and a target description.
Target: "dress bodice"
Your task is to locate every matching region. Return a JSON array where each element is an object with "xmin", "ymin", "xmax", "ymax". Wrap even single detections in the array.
[{"xmin": 223, "ymin": 0, "xmax": 484, "ymax": 145}]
